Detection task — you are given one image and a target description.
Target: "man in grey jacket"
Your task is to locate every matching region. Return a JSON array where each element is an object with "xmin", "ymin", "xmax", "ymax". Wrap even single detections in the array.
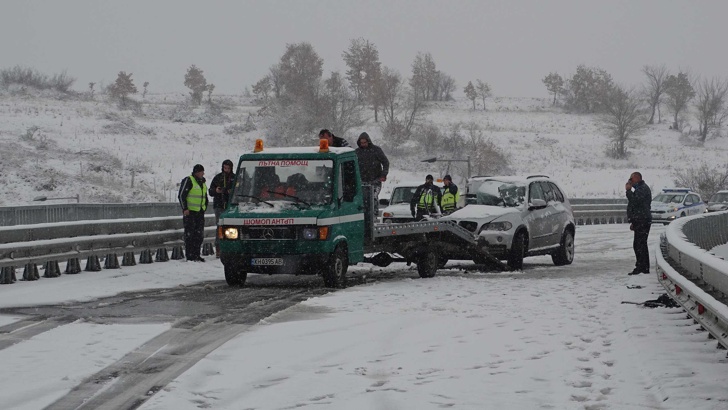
[{"xmin": 626, "ymin": 171, "xmax": 652, "ymax": 275}]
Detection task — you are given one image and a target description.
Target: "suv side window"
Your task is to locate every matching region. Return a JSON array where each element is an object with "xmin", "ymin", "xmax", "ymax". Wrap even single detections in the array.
[
  {"xmin": 529, "ymin": 182, "xmax": 544, "ymax": 202},
  {"xmin": 549, "ymin": 182, "xmax": 565, "ymax": 202},
  {"xmin": 540, "ymin": 182, "xmax": 555, "ymax": 203}
]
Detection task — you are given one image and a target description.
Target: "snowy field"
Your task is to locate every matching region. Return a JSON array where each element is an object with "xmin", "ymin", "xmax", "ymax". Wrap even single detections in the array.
[
  {"xmin": 1, "ymin": 92, "xmax": 727, "ymax": 206},
  {"xmin": 2, "ymin": 224, "xmax": 728, "ymax": 409}
]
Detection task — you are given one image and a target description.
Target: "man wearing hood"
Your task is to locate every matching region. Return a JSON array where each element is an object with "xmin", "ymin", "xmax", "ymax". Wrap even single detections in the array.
[
  {"xmin": 411, "ymin": 174, "xmax": 442, "ymax": 221},
  {"xmin": 178, "ymin": 164, "xmax": 209, "ymax": 262},
  {"xmin": 319, "ymin": 129, "xmax": 350, "ymax": 148},
  {"xmin": 208, "ymin": 159, "xmax": 235, "ymax": 257},
  {"xmin": 355, "ymin": 132, "xmax": 389, "ymax": 214}
]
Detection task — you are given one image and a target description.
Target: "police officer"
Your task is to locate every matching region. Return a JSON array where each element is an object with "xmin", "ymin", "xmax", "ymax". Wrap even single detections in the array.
[
  {"xmin": 178, "ymin": 164, "xmax": 209, "ymax": 262},
  {"xmin": 440, "ymin": 175, "xmax": 460, "ymax": 214},
  {"xmin": 410, "ymin": 174, "xmax": 442, "ymax": 221}
]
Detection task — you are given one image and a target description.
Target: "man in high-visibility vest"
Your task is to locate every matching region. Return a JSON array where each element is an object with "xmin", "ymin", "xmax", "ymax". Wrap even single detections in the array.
[
  {"xmin": 440, "ymin": 174, "xmax": 460, "ymax": 215},
  {"xmin": 410, "ymin": 174, "xmax": 442, "ymax": 221},
  {"xmin": 178, "ymin": 164, "xmax": 209, "ymax": 262}
]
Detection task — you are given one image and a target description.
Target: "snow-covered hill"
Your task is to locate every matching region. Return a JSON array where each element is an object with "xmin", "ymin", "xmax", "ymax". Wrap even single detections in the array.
[{"xmin": 0, "ymin": 90, "xmax": 725, "ymax": 206}]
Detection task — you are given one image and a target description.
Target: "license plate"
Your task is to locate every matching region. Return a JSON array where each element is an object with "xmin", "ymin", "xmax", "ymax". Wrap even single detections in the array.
[{"xmin": 251, "ymin": 258, "xmax": 284, "ymax": 266}]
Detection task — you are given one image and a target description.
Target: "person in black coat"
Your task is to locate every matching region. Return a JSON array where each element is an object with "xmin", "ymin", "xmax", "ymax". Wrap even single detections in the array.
[
  {"xmin": 208, "ymin": 159, "xmax": 235, "ymax": 256},
  {"xmin": 355, "ymin": 132, "xmax": 389, "ymax": 214},
  {"xmin": 626, "ymin": 171, "xmax": 653, "ymax": 275}
]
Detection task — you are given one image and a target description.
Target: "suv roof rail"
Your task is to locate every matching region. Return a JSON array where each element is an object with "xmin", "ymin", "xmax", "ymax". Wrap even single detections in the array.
[
  {"xmin": 662, "ymin": 188, "xmax": 691, "ymax": 193},
  {"xmin": 527, "ymin": 174, "xmax": 550, "ymax": 179}
]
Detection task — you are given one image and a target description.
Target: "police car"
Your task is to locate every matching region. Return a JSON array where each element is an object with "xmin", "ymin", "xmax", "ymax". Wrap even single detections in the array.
[{"xmin": 650, "ymin": 188, "xmax": 707, "ymax": 224}]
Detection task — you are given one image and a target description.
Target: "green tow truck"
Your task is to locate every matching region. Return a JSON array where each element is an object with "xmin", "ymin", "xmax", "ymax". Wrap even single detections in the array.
[{"xmin": 218, "ymin": 140, "xmax": 504, "ymax": 287}]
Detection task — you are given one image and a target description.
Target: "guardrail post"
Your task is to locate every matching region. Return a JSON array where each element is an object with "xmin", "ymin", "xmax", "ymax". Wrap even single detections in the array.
[
  {"xmin": 0, "ymin": 266, "xmax": 16, "ymax": 284},
  {"xmin": 23, "ymin": 263, "xmax": 40, "ymax": 281},
  {"xmin": 170, "ymin": 246, "xmax": 185, "ymax": 260},
  {"xmin": 202, "ymin": 243, "xmax": 214, "ymax": 256},
  {"xmin": 104, "ymin": 253, "xmax": 120, "ymax": 269},
  {"xmin": 139, "ymin": 249, "xmax": 153, "ymax": 264},
  {"xmin": 155, "ymin": 248, "xmax": 169, "ymax": 262},
  {"xmin": 43, "ymin": 260, "xmax": 61, "ymax": 278},
  {"xmin": 85, "ymin": 255, "xmax": 102, "ymax": 272},
  {"xmin": 122, "ymin": 252, "xmax": 136, "ymax": 266},
  {"xmin": 65, "ymin": 258, "xmax": 81, "ymax": 274}
]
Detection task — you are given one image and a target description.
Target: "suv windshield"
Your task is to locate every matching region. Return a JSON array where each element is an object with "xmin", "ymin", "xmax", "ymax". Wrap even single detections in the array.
[
  {"xmin": 390, "ymin": 186, "xmax": 417, "ymax": 204},
  {"xmin": 230, "ymin": 159, "xmax": 334, "ymax": 206},
  {"xmin": 476, "ymin": 180, "xmax": 526, "ymax": 207},
  {"xmin": 710, "ymin": 192, "xmax": 728, "ymax": 203},
  {"xmin": 653, "ymin": 194, "xmax": 684, "ymax": 204}
]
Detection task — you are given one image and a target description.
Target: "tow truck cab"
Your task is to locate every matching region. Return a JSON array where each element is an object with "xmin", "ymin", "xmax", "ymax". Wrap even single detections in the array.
[{"xmin": 218, "ymin": 140, "xmax": 369, "ymax": 287}]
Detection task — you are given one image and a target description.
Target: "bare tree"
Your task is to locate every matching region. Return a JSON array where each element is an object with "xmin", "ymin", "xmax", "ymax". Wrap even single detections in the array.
[
  {"xmin": 206, "ymin": 83, "xmax": 215, "ymax": 103},
  {"xmin": 379, "ymin": 66, "xmax": 424, "ymax": 146},
  {"xmin": 464, "ymin": 81, "xmax": 477, "ymax": 110},
  {"xmin": 641, "ymin": 64, "xmax": 668, "ymax": 124},
  {"xmin": 321, "ymin": 71, "xmax": 365, "ymax": 138},
  {"xmin": 88, "ymin": 82, "xmax": 95, "ymax": 99},
  {"xmin": 252, "ymin": 76, "xmax": 272, "ymax": 104},
  {"xmin": 342, "ymin": 38, "xmax": 381, "ymax": 102},
  {"xmin": 142, "ymin": 81, "xmax": 149, "ymax": 99},
  {"xmin": 542, "ymin": 72, "xmax": 564, "ymax": 106},
  {"xmin": 673, "ymin": 164, "xmax": 728, "ymax": 200},
  {"xmin": 564, "ymin": 65, "xmax": 613, "ymax": 113},
  {"xmin": 278, "ymin": 42, "xmax": 323, "ymax": 103},
  {"xmin": 600, "ymin": 85, "xmax": 646, "ymax": 158},
  {"xmin": 437, "ymin": 73, "xmax": 457, "ymax": 101},
  {"xmin": 410, "ymin": 52, "xmax": 437, "ymax": 101},
  {"xmin": 694, "ymin": 77, "xmax": 728, "ymax": 142},
  {"xmin": 475, "ymin": 80, "xmax": 491, "ymax": 111},
  {"xmin": 664, "ymin": 71, "xmax": 695, "ymax": 130}
]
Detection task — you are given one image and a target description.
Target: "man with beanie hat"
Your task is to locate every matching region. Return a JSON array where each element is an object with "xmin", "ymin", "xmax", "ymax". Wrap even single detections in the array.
[
  {"xmin": 319, "ymin": 129, "xmax": 350, "ymax": 147},
  {"xmin": 355, "ymin": 132, "xmax": 389, "ymax": 214},
  {"xmin": 440, "ymin": 175, "xmax": 460, "ymax": 215},
  {"xmin": 208, "ymin": 159, "xmax": 235, "ymax": 257},
  {"xmin": 411, "ymin": 174, "xmax": 442, "ymax": 221},
  {"xmin": 178, "ymin": 164, "xmax": 209, "ymax": 262}
]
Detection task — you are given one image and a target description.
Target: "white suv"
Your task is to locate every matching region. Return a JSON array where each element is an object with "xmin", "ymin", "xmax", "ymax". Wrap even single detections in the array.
[{"xmin": 442, "ymin": 175, "xmax": 575, "ymax": 270}]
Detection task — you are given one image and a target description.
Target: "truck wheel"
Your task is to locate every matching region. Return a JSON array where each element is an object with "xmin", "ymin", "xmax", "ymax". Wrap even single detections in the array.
[
  {"xmin": 417, "ymin": 251, "xmax": 438, "ymax": 278},
  {"xmin": 507, "ymin": 231, "xmax": 526, "ymax": 270},
  {"xmin": 551, "ymin": 230, "xmax": 574, "ymax": 266},
  {"xmin": 224, "ymin": 264, "xmax": 247, "ymax": 287},
  {"xmin": 323, "ymin": 246, "xmax": 348, "ymax": 288}
]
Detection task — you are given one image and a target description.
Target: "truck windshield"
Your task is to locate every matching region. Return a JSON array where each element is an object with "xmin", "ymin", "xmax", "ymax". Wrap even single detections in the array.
[
  {"xmin": 390, "ymin": 187, "xmax": 417, "ymax": 204},
  {"xmin": 476, "ymin": 180, "xmax": 526, "ymax": 207},
  {"xmin": 230, "ymin": 159, "xmax": 334, "ymax": 206}
]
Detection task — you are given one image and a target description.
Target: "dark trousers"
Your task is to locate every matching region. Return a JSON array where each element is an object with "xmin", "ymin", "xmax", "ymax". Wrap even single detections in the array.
[
  {"xmin": 184, "ymin": 211, "xmax": 205, "ymax": 260},
  {"xmin": 632, "ymin": 220, "xmax": 651, "ymax": 271}
]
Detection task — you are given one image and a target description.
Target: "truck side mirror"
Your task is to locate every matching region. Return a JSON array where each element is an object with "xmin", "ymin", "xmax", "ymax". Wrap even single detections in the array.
[{"xmin": 379, "ymin": 198, "xmax": 390, "ymax": 207}]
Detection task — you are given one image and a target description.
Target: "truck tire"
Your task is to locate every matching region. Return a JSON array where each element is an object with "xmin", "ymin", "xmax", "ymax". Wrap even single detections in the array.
[
  {"xmin": 507, "ymin": 231, "xmax": 526, "ymax": 271},
  {"xmin": 417, "ymin": 251, "xmax": 439, "ymax": 278},
  {"xmin": 322, "ymin": 246, "xmax": 348, "ymax": 288},
  {"xmin": 551, "ymin": 229, "xmax": 574, "ymax": 266},
  {"xmin": 224, "ymin": 263, "xmax": 247, "ymax": 287}
]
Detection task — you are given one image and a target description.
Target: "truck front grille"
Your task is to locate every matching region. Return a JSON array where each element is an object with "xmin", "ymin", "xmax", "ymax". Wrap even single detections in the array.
[{"xmin": 242, "ymin": 226, "xmax": 297, "ymax": 240}]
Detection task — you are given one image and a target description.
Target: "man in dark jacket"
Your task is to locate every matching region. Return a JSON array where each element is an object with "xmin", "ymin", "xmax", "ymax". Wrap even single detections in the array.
[
  {"xmin": 411, "ymin": 174, "xmax": 442, "ymax": 221},
  {"xmin": 626, "ymin": 171, "xmax": 652, "ymax": 275},
  {"xmin": 208, "ymin": 159, "xmax": 235, "ymax": 257},
  {"xmin": 319, "ymin": 129, "xmax": 350, "ymax": 147},
  {"xmin": 355, "ymin": 132, "xmax": 389, "ymax": 215},
  {"xmin": 178, "ymin": 164, "xmax": 209, "ymax": 262}
]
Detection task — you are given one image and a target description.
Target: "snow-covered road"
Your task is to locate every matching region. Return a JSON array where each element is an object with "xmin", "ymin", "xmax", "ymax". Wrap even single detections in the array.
[{"xmin": 2, "ymin": 224, "xmax": 728, "ymax": 410}]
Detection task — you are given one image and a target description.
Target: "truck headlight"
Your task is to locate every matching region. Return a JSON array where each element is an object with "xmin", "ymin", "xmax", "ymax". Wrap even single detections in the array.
[
  {"xmin": 302, "ymin": 228, "xmax": 318, "ymax": 240},
  {"xmin": 223, "ymin": 227, "xmax": 239, "ymax": 240},
  {"xmin": 482, "ymin": 221, "xmax": 512, "ymax": 231},
  {"xmin": 383, "ymin": 212, "xmax": 393, "ymax": 217}
]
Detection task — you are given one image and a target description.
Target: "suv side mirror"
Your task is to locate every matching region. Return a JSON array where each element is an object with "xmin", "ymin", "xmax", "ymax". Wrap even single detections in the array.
[
  {"xmin": 528, "ymin": 198, "xmax": 547, "ymax": 210},
  {"xmin": 379, "ymin": 198, "xmax": 390, "ymax": 207}
]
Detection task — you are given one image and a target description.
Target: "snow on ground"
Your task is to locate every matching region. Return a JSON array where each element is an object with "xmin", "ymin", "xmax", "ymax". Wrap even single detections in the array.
[
  {"xmin": 2, "ymin": 93, "xmax": 727, "ymax": 206},
  {"xmin": 2, "ymin": 224, "xmax": 728, "ymax": 409}
]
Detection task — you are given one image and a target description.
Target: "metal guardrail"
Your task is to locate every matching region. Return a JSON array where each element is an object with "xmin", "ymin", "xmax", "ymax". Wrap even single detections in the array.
[
  {"xmin": 0, "ymin": 203, "xmax": 212, "ymax": 226},
  {"xmin": 0, "ymin": 200, "xmax": 625, "ymax": 227},
  {"xmin": 655, "ymin": 211, "xmax": 728, "ymax": 349},
  {"xmin": 0, "ymin": 215, "xmax": 217, "ymax": 283}
]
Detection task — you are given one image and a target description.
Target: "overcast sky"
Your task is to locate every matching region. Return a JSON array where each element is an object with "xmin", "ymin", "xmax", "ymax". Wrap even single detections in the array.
[{"xmin": 2, "ymin": 0, "xmax": 727, "ymax": 98}]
